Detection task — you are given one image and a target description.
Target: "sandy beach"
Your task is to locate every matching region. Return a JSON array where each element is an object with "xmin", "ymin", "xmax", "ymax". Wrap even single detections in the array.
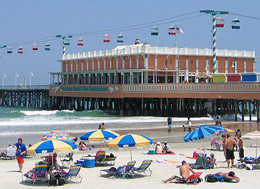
[{"xmin": 1, "ymin": 121, "xmax": 260, "ymax": 188}]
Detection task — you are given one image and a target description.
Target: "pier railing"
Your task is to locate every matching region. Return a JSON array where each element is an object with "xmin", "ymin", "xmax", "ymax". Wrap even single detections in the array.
[{"xmin": 0, "ymin": 85, "xmax": 49, "ymax": 90}]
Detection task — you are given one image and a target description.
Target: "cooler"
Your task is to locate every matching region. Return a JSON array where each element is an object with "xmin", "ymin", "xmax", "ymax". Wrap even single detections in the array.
[
  {"xmin": 84, "ymin": 157, "xmax": 95, "ymax": 168},
  {"xmin": 76, "ymin": 160, "xmax": 85, "ymax": 167},
  {"xmin": 148, "ymin": 150, "xmax": 156, "ymax": 154}
]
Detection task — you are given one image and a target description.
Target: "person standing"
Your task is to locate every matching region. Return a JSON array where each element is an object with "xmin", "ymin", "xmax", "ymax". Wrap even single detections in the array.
[
  {"xmin": 14, "ymin": 138, "xmax": 27, "ymax": 173},
  {"xmin": 101, "ymin": 123, "xmax": 106, "ymax": 130},
  {"xmin": 167, "ymin": 116, "xmax": 172, "ymax": 133},
  {"xmin": 187, "ymin": 117, "xmax": 192, "ymax": 130},
  {"xmin": 224, "ymin": 134, "xmax": 236, "ymax": 168},
  {"xmin": 215, "ymin": 117, "xmax": 221, "ymax": 126},
  {"xmin": 237, "ymin": 134, "xmax": 244, "ymax": 160}
]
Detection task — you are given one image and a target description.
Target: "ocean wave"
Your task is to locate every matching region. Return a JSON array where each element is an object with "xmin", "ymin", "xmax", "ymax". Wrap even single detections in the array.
[{"xmin": 20, "ymin": 110, "xmax": 59, "ymax": 116}]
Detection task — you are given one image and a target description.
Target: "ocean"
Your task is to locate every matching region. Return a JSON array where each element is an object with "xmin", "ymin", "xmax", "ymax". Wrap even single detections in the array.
[{"xmin": 2, "ymin": 106, "xmax": 257, "ymax": 148}]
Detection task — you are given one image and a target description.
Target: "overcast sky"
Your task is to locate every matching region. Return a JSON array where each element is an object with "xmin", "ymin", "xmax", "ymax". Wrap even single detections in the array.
[{"xmin": 0, "ymin": 0, "xmax": 259, "ymax": 85}]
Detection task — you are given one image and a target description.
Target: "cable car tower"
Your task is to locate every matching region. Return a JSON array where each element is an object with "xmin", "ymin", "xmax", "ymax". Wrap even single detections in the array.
[{"xmin": 200, "ymin": 10, "xmax": 229, "ymax": 74}]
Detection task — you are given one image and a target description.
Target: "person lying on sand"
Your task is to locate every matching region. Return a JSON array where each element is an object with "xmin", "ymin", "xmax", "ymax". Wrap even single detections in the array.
[
  {"xmin": 162, "ymin": 160, "xmax": 195, "ymax": 183},
  {"xmin": 205, "ymin": 171, "xmax": 240, "ymax": 183}
]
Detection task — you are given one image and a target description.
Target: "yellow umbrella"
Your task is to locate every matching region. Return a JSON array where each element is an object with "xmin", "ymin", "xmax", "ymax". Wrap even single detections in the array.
[
  {"xmin": 108, "ymin": 133, "xmax": 153, "ymax": 160},
  {"xmin": 27, "ymin": 139, "xmax": 77, "ymax": 154}
]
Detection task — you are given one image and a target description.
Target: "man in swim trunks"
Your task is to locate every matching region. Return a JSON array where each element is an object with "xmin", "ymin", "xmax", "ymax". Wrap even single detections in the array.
[
  {"xmin": 162, "ymin": 160, "xmax": 195, "ymax": 183},
  {"xmin": 14, "ymin": 138, "xmax": 27, "ymax": 173},
  {"xmin": 225, "ymin": 134, "xmax": 236, "ymax": 168},
  {"xmin": 213, "ymin": 171, "xmax": 240, "ymax": 182}
]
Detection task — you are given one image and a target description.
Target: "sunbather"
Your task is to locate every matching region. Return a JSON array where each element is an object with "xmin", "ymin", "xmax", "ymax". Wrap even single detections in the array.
[
  {"xmin": 155, "ymin": 142, "xmax": 163, "ymax": 154},
  {"xmin": 162, "ymin": 160, "xmax": 195, "ymax": 183},
  {"xmin": 206, "ymin": 171, "xmax": 240, "ymax": 182}
]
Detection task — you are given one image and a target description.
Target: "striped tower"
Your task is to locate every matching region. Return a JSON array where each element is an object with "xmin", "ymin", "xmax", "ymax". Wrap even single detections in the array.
[
  {"xmin": 62, "ymin": 39, "xmax": 66, "ymax": 55},
  {"xmin": 212, "ymin": 15, "xmax": 217, "ymax": 73}
]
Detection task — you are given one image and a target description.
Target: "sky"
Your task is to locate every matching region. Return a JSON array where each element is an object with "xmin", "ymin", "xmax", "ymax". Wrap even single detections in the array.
[{"xmin": 0, "ymin": 0, "xmax": 259, "ymax": 86}]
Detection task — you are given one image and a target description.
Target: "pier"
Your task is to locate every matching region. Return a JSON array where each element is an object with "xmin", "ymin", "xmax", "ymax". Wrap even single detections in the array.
[{"xmin": 0, "ymin": 85, "xmax": 54, "ymax": 109}]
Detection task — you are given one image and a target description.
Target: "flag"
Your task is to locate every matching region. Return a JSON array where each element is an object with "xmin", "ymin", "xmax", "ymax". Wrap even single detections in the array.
[{"xmin": 176, "ymin": 27, "xmax": 184, "ymax": 34}]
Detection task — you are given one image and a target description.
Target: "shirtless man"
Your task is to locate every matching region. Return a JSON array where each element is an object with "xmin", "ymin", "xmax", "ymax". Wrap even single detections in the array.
[
  {"xmin": 215, "ymin": 117, "xmax": 221, "ymax": 126},
  {"xmin": 213, "ymin": 171, "xmax": 240, "ymax": 182},
  {"xmin": 225, "ymin": 134, "xmax": 237, "ymax": 168},
  {"xmin": 162, "ymin": 160, "xmax": 195, "ymax": 183}
]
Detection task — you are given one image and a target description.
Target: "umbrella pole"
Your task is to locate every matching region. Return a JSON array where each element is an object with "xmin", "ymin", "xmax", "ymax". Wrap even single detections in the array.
[
  {"xmin": 130, "ymin": 147, "xmax": 132, "ymax": 161},
  {"xmin": 256, "ymin": 140, "xmax": 258, "ymax": 159}
]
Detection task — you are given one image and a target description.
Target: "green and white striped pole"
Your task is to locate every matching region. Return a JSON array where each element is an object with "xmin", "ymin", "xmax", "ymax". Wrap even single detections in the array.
[
  {"xmin": 212, "ymin": 14, "xmax": 217, "ymax": 73},
  {"xmin": 200, "ymin": 10, "xmax": 229, "ymax": 74}
]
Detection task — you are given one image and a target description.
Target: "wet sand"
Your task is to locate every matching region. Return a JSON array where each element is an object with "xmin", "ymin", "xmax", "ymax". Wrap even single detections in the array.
[{"xmin": 2, "ymin": 120, "xmax": 259, "ymax": 150}]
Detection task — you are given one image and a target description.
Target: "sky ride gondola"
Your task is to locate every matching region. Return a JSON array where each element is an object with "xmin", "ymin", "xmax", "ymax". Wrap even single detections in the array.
[
  {"xmin": 151, "ymin": 25, "xmax": 159, "ymax": 36},
  {"xmin": 45, "ymin": 42, "xmax": 50, "ymax": 51},
  {"xmin": 168, "ymin": 23, "xmax": 176, "ymax": 36},
  {"xmin": 18, "ymin": 47, "xmax": 23, "ymax": 54},
  {"xmin": 103, "ymin": 33, "xmax": 110, "ymax": 43},
  {"xmin": 7, "ymin": 47, "xmax": 12, "ymax": 53},
  {"xmin": 77, "ymin": 37, "xmax": 84, "ymax": 46},
  {"xmin": 216, "ymin": 17, "xmax": 225, "ymax": 28},
  {"xmin": 231, "ymin": 17, "xmax": 240, "ymax": 30},
  {"xmin": 117, "ymin": 33, "xmax": 124, "ymax": 43},
  {"xmin": 32, "ymin": 43, "xmax": 38, "ymax": 50}
]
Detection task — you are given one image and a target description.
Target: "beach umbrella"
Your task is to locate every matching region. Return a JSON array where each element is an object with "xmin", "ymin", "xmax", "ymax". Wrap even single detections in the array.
[
  {"xmin": 217, "ymin": 128, "xmax": 235, "ymax": 134},
  {"xmin": 80, "ymin": 130, "xmax": 119, "ymax": 141},
  {"xmin": 183, "ymin": 124, "xmax": 222, "ymax": 152},
  {"xmin": 183, "ymin": 124, "xmax": 222, "ymax": 142},
  {"xmin": 41, "ymin": 131, "xmax": 74, "ymax": 143},
  {"xmin": 27, "ymin": 139, "xmax": 77, "ymax": 154},
  {"xmin": 108, "ymin": 133, "xmax": 153, "ymax": 160},
  {"xmin": 242, "ymin": 131, "xmax": 260, "ymax": 158}
]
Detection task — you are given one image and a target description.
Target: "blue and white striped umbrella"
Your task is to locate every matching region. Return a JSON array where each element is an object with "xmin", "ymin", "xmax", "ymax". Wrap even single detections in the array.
[{"xmin": 183, "ymin": 124, "xmax": 222, "ymax": 142}]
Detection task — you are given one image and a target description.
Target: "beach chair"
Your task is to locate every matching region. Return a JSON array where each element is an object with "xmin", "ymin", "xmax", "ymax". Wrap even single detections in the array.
[
  {"xmin": 99, "ymin": 160, "xmax": 136, "ymax": 178},
  {"xmin": 104, "ymin": 153, "xmax": 116, "ymax": 165},
  {"xmin": 23, "ymin": 162, "xmax": 48, "ymax": 185},
  {"xmin": 60, "ymin": 165, "xmax": 82, "ymax": 183},
  {"xmin": 1, "ymin": 146, "xmax": 16, "ymax": 160},
  {"xmin": 94, "ymin": 151, "xmax": 106, "ymax": 165},
  {"xmin": 132, "ymin": 160, "xmax": 152, "ymax": 176},
  {"xmin": 211, "ymin": 138, "xmax": 221, "ymax": 151},
  {"xmin": 189, "ymin": 153, "xmax": 206, "ymax": 169},
  {"xmin": 175, "ymin": 172, "xmax": 203, "ymax": 184},
  {"xmin": 60, "ymin": 152, "xmax": 73, "ymax": 168}
]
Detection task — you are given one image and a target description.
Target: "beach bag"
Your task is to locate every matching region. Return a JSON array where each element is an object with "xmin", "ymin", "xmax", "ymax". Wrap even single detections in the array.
[
  {"xmin": 49, "ymin": 177, "xmax": 58, "ymax": 186},
  {"xmin": 205, "ymin": 175, "xmax": 218, "ymax": 182},
  {"xmin": 58, "ymin": 177, "xmax": 65, "ymax": 185}
]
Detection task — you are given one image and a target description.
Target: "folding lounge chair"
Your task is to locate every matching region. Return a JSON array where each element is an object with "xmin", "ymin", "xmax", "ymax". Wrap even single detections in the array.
[
  {"xmin": 132, "ymin": 160, "xmax": 152, "ymax": 176},
  {"xmin": 175, "ymin": 172, "xmax": 203, "ymax": 184},
  {"xmin": 211, "ymin": 138, "xmax": 221, "ymax": 151},
  {"xmin": 23, "ymin": 162, "xmax": 48, "ymax": 185},
  {"xmin": 189, "ymin": 153, "xmax": 206, "ymax": 169},
  {"xmin": 60, "ymin": 165, "xmax": 82, "ymax": 183},
  {"xmin": 104, "ymin": 153, "xmax": 116, "ymax": 165},
  {"xmin": 60, "ymin": 152, "xmax": 73, "ymax": 168},
  {"xmin": 94, "ymin": 151, "xmax": 107, "ymax": 165},
  {"xmin": 100, "ymin": 160, "xmax": 136, "ymax": 178}
]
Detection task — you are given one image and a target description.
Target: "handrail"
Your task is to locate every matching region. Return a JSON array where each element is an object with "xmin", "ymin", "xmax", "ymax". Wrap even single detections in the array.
[{"xmin": 0, "ymin": 85, "xmax": 49, "ymax": 90}]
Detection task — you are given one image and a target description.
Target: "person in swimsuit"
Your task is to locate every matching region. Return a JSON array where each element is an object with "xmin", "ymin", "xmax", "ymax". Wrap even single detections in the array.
[
  {"xmin": 213, "ymin": 171, "xmax": 240, "ymax": 182},
  {"xmin": 225, "ymin": 134, "xmax": 237, "ymax": 168},
  {"xmin": 14, "ymin": 138, "xmax": 27, "ymax": 173},
  {"xmin": 162, "ymin": 160, "xmax": 195, "ymax": 183}
]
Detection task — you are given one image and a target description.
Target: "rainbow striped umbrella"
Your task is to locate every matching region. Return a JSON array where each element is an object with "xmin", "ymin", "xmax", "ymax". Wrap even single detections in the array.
[
  {"xmin": 80, "ymin": 130, "xmax": 119, "ymax": 141},
  {"xmin": 41, "ymin": 131, "xmax": 74, "ymax": 143},
  {"xmin": 27, "ymin": 140, "xmax": 77, "ymax": 154},
  {"xmin": 108, "ymin": 133, "xmax": 153, "ymax": 160}
]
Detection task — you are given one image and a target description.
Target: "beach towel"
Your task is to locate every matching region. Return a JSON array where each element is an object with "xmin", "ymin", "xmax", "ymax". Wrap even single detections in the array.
[{"xmin": 147, "ymin": 152, "xmax": 175, "ymax": 155}]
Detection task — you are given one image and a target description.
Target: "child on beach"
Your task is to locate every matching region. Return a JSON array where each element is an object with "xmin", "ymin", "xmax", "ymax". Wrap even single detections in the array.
[{"xmin": 14, "ymin": 138, "xmax": 27, "ymax": 173}]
